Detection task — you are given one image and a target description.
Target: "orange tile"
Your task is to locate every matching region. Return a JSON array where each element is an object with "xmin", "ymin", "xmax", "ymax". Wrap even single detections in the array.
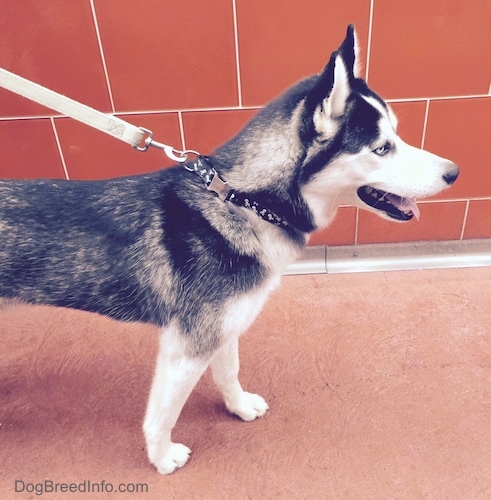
[
  {"xmin": 357, "ymin": 202, "xmax": 466, "ymax": 244},
  {"xmin": 369, "ymin": 0, "xmax": 491, "ymax": 99},
  {"xmin": 389, "ymin": 101, "xmax": 426, "ymax": 148},
  {"xmin": 463, "ymin": 200, "xmax": 491, "ymax": 239},
  {"xmin": 308, "ymin": 206, "xmax": 357, "ymax": 246},
  {"xmin": 0, "ymin": 119, "xmax": 65, "ymax": 179},
  {"xmin": 237, "ymin": 0, "xmax": 371, "ymax": 106},
  {"xmin": 424, "ymin": 97, "xmax": 491, "ymax": 199},
  {"xmin": 181, "ymin": 109, "xmax": 258, "ymax": 156},
  {"xmin": 94, "ymin": 0, "xmax": 237, "ymax": 111},
  {"xmin": 55, "ymin": 113, "xmax": 181, "ymax": 180},
  {"xmin": 0, "ymin": 1, "xmax": 111, "ymax": 117}
]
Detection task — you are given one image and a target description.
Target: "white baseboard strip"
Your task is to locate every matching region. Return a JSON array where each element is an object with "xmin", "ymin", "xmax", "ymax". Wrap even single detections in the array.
[{"xmin": 285, "ymin": 239, "xmax": 491, "ymax": 275}]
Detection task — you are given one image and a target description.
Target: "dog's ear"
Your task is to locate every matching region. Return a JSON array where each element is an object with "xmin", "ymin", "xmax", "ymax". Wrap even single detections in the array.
[
  {"xmin": 338, "ymin": 24, "xmax": 359, "ymax": 79},
  {"xmin": 304, "ymin": 26, "xmax": 358, "ymax": 138}
]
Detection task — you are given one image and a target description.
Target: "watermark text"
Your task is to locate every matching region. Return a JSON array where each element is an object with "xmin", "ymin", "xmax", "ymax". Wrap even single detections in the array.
[{"xmin": 14, "ymin": 479, "xmax": 149, "ymax": 496}]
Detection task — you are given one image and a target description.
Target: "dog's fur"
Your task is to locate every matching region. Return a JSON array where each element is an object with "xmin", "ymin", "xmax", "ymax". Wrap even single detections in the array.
[{"xmin": 0, "ymin": 26, "xmax": 458, "ymax": 474}]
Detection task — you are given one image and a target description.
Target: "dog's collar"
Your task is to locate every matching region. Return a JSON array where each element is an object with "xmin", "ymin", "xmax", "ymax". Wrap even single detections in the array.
[{"xmin": 184, "ymin": 156, "xmax": 290, "ymax": 228}]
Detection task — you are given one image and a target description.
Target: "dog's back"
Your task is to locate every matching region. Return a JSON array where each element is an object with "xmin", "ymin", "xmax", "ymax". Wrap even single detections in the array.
[{"xmin": 0, "ymin": 165, "xmax": 288, "ymax": 335}]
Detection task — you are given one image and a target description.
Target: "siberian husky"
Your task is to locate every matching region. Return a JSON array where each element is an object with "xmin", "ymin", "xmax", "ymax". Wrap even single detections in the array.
[{"xmin": 0, "ymin": 26, "xmax": 458, "ymax": 474}]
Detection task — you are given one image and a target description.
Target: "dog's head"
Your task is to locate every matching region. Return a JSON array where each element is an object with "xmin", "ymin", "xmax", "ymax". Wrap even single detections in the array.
[{"xmin": 299, "ymin": 25, "xmax": 459, "ymax": 227}]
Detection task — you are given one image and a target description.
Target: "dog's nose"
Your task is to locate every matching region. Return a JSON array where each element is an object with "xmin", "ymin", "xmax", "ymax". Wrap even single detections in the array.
[{"xmin": 443, "ymin": 164, "xmax": 460, "ymax": 185}]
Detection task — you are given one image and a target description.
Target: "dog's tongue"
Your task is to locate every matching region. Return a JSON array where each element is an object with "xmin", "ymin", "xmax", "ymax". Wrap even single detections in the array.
[{"xmin": 387, "ymin": 194, "xmax": 420, "ymax": 220}]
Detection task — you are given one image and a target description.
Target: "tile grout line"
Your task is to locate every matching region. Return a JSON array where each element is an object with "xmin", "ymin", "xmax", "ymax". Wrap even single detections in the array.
[
  {"xmin": 364, "ymin": 0, "xmax": 375, "ymax": 81},
  {"xmin": 116, "ymin": 105, "xmax": 262, "ymax": 115},
  {"xmin": 354, "ymin": 207, "xmax": 360, "ymax": 245},
  {"xmin": 0, "ymin": 105, "xmax": 263, "ymax": 122},
  {"xmin": 387, "ymin": 93, "xmax": 489, "ymax": 103},
  {"xmin": 420, "ymin": 197, "xmax": 490, "ymax": 203},
  {"xmin": 2, "ymin": 92, "xmax": 490, "ymax": 122},
  {"xmin": 231, "ymin": 0, "xmax": 243, "ymax": 108},
  {"xmin": 49, "ymin": 117, "xmax": 70, "ymax": 180},
  {"xmin": 89, "ymin": 0, "xmax": 116, "ymax": 113},
  {"xmin": 421, "ymin": 98, "xmax": 430, "ymax": 148},
  {"xmin": 177, "ymin": 111, "xmax": 186, "ymax": 151},
  {"xmin": 460, "ymin": 200, "xmax": 470, "ymax": 240},
  {"xmin": 0, "ymin": 115, "xmax": 62, "ymax": 121}
]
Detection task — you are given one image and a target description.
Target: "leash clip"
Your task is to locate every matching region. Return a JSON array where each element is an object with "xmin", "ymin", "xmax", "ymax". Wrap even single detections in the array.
[{"xmin": 135, "ymin": 127, "xmax": 198, "ymax": 163}]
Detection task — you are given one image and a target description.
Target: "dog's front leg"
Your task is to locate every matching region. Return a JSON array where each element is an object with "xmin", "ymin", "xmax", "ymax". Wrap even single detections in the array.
[
  {"xmin": 143, "ymin": 325, "xmax": 208, "ymax": 475},
  {"xmin": 211, "ymin": 335, "xmax": 269, "ymax": 421}
]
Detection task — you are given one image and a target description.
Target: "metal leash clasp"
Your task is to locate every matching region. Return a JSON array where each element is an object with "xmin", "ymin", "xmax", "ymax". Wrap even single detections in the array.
[
  {"xmin": 134, "ymin": 127, "xmax": 198, "ymax": 163},
  {"xmin": 207, "ymin": 169, "xmax": 231, "ymax": 201}
]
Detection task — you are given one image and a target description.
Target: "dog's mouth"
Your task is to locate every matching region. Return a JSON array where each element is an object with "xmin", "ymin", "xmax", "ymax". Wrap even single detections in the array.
[{"xmin": 357, "ymin": 186, "xmax": 420, "ymax": 221}]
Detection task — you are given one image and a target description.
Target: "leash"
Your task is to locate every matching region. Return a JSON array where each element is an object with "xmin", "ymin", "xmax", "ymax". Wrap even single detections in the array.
[
  {"xmin": 0, "ymin": 67, "xmax": 291, "ymax": 229},
  {"xmin": 0, "ymin": 67, "xmax": 195, "ymax": 163}
]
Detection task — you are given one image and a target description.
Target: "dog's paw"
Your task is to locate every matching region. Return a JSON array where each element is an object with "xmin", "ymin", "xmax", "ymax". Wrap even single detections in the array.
[
  {"xmin": 226, "ymin": 392, "xmax": 269, "ymax": 422},
  {"xmin": 153, "ymin": 443, "xmax": 191, "ymax": 475}
]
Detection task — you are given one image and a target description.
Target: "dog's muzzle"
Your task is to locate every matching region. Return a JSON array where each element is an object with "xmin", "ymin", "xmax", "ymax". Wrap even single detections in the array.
[{"xmin": 357, "ymin": 161, "xmax": 460, "ymax": 222}]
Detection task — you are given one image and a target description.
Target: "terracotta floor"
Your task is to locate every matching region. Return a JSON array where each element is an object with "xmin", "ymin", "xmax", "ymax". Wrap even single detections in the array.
[{"xmin": 1, "ymin": 268, "xmax": 490, "ymax": 499}]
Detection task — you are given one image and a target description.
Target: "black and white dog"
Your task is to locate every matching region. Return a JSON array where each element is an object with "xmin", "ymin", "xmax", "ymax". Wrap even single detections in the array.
[{"xmin": 0, "ymin": 26, "xmax": 458, "ymax": 474}]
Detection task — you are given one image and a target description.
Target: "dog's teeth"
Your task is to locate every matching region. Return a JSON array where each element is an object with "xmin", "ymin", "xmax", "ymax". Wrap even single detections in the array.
[{"xmin": 367, "ymin": 188, "xmax": 379, "ymax": 199}]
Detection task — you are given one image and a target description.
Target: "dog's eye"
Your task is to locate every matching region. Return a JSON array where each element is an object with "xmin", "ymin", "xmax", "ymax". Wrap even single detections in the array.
[{"xmin": 373, "ymin": 142, "xmax": 392, "ymax": 156}]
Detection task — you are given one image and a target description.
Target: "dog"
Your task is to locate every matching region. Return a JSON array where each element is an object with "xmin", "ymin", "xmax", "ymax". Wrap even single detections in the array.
[{"xmin": 0, "ymin": 25, "xmax": 458, "ymax": 474}]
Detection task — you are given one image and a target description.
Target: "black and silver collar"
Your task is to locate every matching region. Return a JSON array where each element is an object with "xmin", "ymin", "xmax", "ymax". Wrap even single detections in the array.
[{"xmin": 184, "ymin": 156, "xmax": 290, "ymax": 228}]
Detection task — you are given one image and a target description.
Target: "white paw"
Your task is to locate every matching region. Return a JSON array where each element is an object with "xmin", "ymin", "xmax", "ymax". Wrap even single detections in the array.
[
  {"xmin": 226, "ymin": 392, "xmax": 269, "ymax": 422},
  {"xmin": 153, "ymin": 443, "xmax": 191, "ymax": 475}
]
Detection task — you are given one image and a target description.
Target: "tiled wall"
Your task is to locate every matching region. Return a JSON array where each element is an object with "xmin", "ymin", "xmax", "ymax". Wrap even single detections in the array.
[{"xmin": 0, "ymin": 0, "xmax": 490, "ymax": 245}]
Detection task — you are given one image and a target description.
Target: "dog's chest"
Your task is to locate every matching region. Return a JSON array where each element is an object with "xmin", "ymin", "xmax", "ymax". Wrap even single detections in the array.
[{"xmin": 221, "ymin": 275, "xmax": 281, "ymax": 338}]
